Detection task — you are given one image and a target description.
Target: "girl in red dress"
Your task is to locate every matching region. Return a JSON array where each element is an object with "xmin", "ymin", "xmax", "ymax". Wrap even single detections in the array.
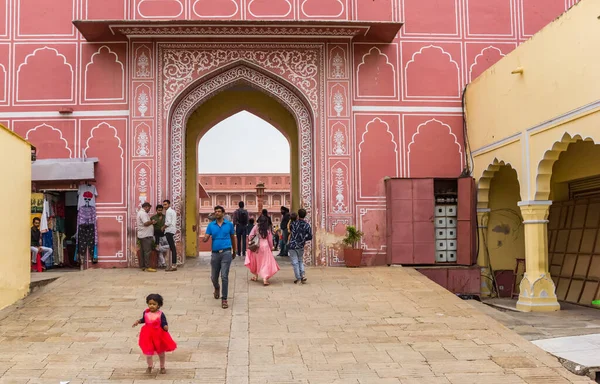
[{"xmin": 132, "ymin": 294, "xmax": 177, "ymax": 374}]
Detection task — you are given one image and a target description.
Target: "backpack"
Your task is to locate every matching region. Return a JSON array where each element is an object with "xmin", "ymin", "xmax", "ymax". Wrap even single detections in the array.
[{"xmin": 237, "ymin": 209, "xmax": 249, "ymax": 225}]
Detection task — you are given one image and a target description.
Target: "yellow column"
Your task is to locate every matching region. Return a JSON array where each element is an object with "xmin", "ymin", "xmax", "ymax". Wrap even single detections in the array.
[
  {"xmin": 516, "ymin": 201, "xmax": 560, "ymax": 312},
  {"xmin": 476, "ymin": 209, "xmax": 492, "ymax": 297}
]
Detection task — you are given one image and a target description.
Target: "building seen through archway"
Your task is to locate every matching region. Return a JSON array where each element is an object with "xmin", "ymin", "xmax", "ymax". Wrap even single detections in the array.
[
  {"xmin": 195, "ymin": 110, "xmax": 292, "ymax": 253},
  {"xmin": 183, "ymin": 87, "xmax": 297, "ymax": 258}
]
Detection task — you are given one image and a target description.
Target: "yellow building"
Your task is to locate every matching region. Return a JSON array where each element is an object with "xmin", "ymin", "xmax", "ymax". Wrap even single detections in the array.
[
  {"xmin": 466, "ymin": 0, "xmax": 600, "ymax": 312},
  {"xmin": 0, "ymin": 124, "xmax": 33, "ymax": 310}
]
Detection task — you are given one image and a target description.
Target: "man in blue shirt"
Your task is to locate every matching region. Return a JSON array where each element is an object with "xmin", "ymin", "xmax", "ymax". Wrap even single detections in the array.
[{"xmin": 203, "ymin": 205, "xmax": 237, "ymax": 309}]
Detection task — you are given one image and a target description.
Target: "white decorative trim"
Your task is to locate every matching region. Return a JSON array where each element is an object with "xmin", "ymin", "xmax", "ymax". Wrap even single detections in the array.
[
  {"xmin": 16, "ymin": 46, "xmax": 74, "ymax": 103},
  {"xmin": 83, "ymin": 122, "xmax": 125, "ymax": 206},
  {"xmin": 358, "ymin": 117, "xmax": 398, "ymax": 199},
  {"xmin": 477, "ymin": 208, "xmax": 491, "ymax": 213},
  {"xmin": 137, "ymin": 0, "xmax": 184, "ymax": 19},
  {"xmin": 331, "ymin": 160, "xmax": 349, "ymax": 214},
  {"xmin": 465, "ymin": 0, "xmax": 515, "ymax": 38},
  {"xmin": 471, "ymin": 132, "xmax": 521, "ymax": 156},
  {"xmin": 301, "ymin": 0, "xmax": 345, "ymax": 18},
  {"xmin": 353, "ymin": 106, "xmax": 463, "ymax": 113},
  {"xmin": 401, "ymin": 0, "xmax": 459, "ymax": 37},
  {"xmin": 95, "ymin": 213, "xmax": 126, "ymax": 262},
  {"xmin": 517, "ymin": 200, "xmax": 552, "ymax": 206},
  {"xmin": 522, "ymin": 220, "xmax": 549, "ymax": 224},
  {"xmin": 468, "ymin": 46, "xmax": 505, "ymax": 81},
  {"xmin": 0, "ymin": 64, "xmax": 6, "ymax": 103},
  {"xmin": 25, "ymin": 123, "xmax": 73, "ymax": 158},
  {"xmin": 248, "ymin": 0, "xmax": 292, "ymax": 18},
  {"xmin": 407, "ymin": 118, "xmax": 463, "ymax": 177},
  {"xmin": 472, "ymin": 99, "xmax": 600, "ymax": 155},
  {"xmin": 110, "ymin": 24, "xmax": 365, "ymax": 39},
  {"xmin": 404, "ymin": 45, "xmax": 461, "ymax": 100},
  {"xmin": 168, "ymin": 65, "xmax": 315, "ymax": 262},
  {"xmin": 133, "ymin": 44, "xmax": 153, "ymax": 79},
  {"xmin": 193, "ymin": 0, "xmax": 239, "ymax": 18},
  {"xmin": 83, "ymin": 45, "xmax": 126, "ymax": 102},
  {"xmin": 160, "ymin": 45, "xmax": 320, "ymax": 112},
  {"xmin": 528, "ymin": 99, "xmax": 600, "ymax": 134},
  {"xmin": 0, "ymin": 110, "xmax": 129, "ymax": 118},
  {"xmin": 17, "ymin": 0, "xmax": 77, "ymax": 38},
  {"xmin": 356, "ymin": 47, "xmax": 397, "ymax": 99}
]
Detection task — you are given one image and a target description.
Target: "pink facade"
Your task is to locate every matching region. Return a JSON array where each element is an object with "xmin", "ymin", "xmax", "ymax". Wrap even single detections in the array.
[{"xmin": 8, "ymin": 0, "xmax": 576, "ymax": 267}]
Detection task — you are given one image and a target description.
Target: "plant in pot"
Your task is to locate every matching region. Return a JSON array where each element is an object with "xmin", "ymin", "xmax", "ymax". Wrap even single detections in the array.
[{"xmin": 342, "ymin": 225, "xmax": 364, "ymax": 268}]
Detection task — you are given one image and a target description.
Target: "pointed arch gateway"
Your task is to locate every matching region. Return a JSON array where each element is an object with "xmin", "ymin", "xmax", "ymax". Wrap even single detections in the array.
[{"xmin": 167, "ymin": 63, "xmax": 317, "ymax": 265}]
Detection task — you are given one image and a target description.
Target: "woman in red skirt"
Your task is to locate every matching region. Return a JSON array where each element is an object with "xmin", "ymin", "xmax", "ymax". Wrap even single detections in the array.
[{"xmin": 132, "ymin": 293, "xmax": 177, "ymax": 374}]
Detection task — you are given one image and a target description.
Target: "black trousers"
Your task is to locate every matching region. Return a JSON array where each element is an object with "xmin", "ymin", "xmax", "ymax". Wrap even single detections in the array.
[
  {"xmin": 78, "ymin": 224, "xmax": 95, "ymax": 261},
  {"xmin": 154, "ymin": 229, "xmax": 164, "ymax": 248},
  {"xmin": 236, "ymin": 225, "xmax": 247, "ymax": 256},
  {"xmin": 165, "ymin": 232, "xmax": 177, "ymax": 264}
]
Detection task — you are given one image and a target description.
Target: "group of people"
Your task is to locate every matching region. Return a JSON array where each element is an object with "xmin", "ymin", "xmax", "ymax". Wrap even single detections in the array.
[
  {"xmin": 136, "ymin": 200, "xmax": 179, "ymax": 272},
  {"xmin": 132, "ymin": 202, "xmax": 313, "ymax": 374},
  {"xmin": 203, "ymin": 202, "xmax": 313, "ymax": 309}
]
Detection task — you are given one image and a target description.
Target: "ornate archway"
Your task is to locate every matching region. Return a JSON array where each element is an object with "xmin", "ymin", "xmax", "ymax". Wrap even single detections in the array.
[
  {"xmin": 535, "ymin": 132, "xmax": 597, "ymax": 201},
  {"xmin": 477, "ymin": 158, "xmax": 521, "ymax": 209},
  {"xmin": 167, "ymin": 64, "xmax": 316, "ymax": 264}
]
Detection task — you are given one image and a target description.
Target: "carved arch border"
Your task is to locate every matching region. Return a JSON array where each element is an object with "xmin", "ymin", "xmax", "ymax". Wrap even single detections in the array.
[
  {"xmin": 535, "ymin": 132, "xmax": 597, "ymax": 201},
  {"xmin": 168, "ymin": 65, "xmax": 316, "ymax": 264},
  {"xmin": 477, "ymin": 158, "xmax": 521, "ymax": 209}
]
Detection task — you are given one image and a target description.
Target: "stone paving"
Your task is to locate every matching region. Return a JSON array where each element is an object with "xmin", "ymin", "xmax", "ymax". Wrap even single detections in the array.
[
  {"xmin": 0, "ymin": 257, "xmax": 594, "ymax": 384},
  {"xmin": 472, "ymin": 299, "xmax": 600, "ymax": 341}
]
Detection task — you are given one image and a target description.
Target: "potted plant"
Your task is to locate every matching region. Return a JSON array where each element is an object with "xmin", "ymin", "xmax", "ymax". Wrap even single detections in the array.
[{"xmin": 342, "ymin": 225, "xmax": 364, "ymax": 268}]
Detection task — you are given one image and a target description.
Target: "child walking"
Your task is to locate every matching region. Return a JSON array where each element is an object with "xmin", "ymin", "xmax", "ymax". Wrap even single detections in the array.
[
  {"xmin": 288, "ymin": 209, "xmax": 312, "ymax": 284},
  {"xmin": 132, "ymin": 294, "xmax": 177, "ymax": 374}
]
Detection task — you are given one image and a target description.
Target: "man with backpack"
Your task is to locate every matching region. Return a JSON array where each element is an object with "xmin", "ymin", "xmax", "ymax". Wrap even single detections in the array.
[{"xmin": 232, "ymin": 201, "xmax": 249, "ymax": 257}]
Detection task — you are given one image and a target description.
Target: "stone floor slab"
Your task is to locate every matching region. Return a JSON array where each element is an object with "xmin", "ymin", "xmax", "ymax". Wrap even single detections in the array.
[{"xmin": 0, "ymin": 256, "xmax": 592, "ymax": 383}]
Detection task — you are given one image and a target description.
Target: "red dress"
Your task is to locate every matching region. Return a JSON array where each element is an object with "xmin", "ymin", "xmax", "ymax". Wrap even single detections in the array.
[{"xmin": 138, "ymin": 309, "xmax": 177, "ymax": 355}]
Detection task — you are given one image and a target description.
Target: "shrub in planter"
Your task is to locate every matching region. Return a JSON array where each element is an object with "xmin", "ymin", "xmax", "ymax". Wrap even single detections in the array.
[{"xmin": 342, "ymin": 225, "xmax": 364, "ymax": 267}]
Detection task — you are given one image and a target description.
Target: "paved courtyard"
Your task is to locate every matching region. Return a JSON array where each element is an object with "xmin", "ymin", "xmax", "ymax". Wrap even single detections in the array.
[{"xmin": 0, "ymin": 257, "xmax": 594, "ymax": 384}]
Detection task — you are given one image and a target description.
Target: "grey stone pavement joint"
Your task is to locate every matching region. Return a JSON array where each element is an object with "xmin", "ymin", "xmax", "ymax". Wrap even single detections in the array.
[{"xmin": 0, "ymin": 257, "xmax": 594, "ymax": 384}]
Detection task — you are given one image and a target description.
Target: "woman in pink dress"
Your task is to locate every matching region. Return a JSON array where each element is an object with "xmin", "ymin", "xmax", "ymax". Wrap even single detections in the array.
[{"xmin": 245, "ymin": 215, "xmax": 280, "ymax": 285}]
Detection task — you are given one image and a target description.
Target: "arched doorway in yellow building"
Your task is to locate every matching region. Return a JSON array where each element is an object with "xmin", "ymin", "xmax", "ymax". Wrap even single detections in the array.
[
  {"xmin": 538, "ymin": 137, "xmax": 600, "ymax": 306},
  {"xmin": 182, "ymin": 81, "xmax": 304, "ymax": 258},
  {"xmin": 477, "ymin": 160, "xmax": 524, "ymax": 297}
]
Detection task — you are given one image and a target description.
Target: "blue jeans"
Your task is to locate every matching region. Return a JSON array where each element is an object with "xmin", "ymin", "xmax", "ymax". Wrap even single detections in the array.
[
  {"xmin": 289, "ymin": 249, "xmax": 305, "ymax": 280},
  {"xmin": 211, "ymin": 250, "xmax": 232, "ymax": 300}
]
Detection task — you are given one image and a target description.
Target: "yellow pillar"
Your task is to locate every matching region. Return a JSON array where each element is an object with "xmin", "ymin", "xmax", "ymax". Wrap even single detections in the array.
[
  {"xmin": 477, "ymin": 209, "xmax": 492, "ymax": 297},
  {"xmin": 516, "ymin": 201, "xmax": 560, "ymax": 312}
]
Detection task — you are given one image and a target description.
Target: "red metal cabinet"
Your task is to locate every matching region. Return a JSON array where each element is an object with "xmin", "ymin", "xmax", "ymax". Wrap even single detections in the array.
[
  {"xmin": 457, "ymin": 177, "xmax": 477, "ymax": 265},
  {"xmin": 385, "ymin": 178, "xmax": 435, "ymax": 265},
  {"xmin": 386, "ymin": 177, "xmax": 476, "ymax": 266}
]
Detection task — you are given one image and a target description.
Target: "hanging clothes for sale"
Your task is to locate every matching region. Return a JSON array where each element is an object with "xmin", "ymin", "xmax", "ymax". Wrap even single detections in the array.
[
  {"xmin": 76, "ymin": 183, "xmax": 99, "ymax": 264},
  {"xmin": 40, "ymin": 197, "xmax": 49, "ymax": 233}
]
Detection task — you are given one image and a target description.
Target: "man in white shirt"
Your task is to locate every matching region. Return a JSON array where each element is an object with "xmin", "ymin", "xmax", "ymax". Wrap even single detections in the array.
[
  {"xmin": 137, "ymin": 202, "xmax": 156, "ymax": 272},
  {"xmin": 162, "ymin": 199, "xmax": 178, "ymax": 272}
]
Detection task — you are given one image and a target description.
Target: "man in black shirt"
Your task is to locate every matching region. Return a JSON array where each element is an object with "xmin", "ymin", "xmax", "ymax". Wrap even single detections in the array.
[
  {"xmin": 279, "ymin": 206, "xmax": 290, "ymax": 256},
  {"xmin": 30, "ymin": 217, "xmax": 53, "ymax": 267},
  {"xmin": 232, "ymin": 201, "xmax": 249, "ymax": 257}
]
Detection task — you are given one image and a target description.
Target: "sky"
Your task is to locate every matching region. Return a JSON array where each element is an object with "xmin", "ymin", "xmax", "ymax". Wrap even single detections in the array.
[{"xmin": 197, "ymin": 111, "xmax": 291, "ymax": 174}]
